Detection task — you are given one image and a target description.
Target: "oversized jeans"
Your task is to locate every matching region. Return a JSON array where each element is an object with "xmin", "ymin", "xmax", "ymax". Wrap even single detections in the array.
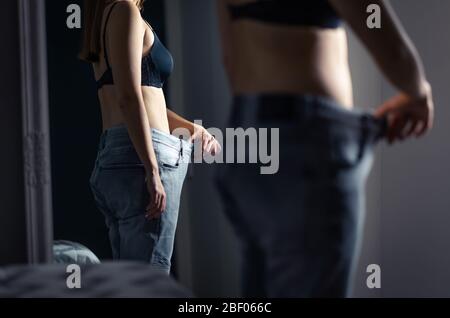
[
  {"xmin": 216, "ymin": 94, "xmax": 386, "ymax": 298},
  {"xmin": 90, "ymin": 125, "xmax": 191, "ymax": 273}
]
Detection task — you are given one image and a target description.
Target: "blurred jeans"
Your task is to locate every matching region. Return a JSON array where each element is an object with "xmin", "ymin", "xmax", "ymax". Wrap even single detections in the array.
[
  {"xmin": 90, "ymin": 125, "xmax": 191, "ymax": 273},
  {"xmin": 216, "ymin": 94, "xmax": 386, "ymax": 297}
]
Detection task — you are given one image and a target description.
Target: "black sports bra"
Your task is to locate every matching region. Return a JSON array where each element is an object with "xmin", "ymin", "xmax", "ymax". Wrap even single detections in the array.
[
  {"xmin": 228, "ymin": 0, "xmax": 342, "ymax": 29},
  {"xmin": 96, "ymin": 3, "xmax": 174, "ymax": 90}
]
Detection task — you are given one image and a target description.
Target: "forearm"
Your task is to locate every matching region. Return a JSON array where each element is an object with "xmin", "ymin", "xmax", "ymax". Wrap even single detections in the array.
[
  {"xmin": 167, "ymin": 109, "xmax": 195, "ymax": 135},
  {"xmin": 373, "ymin": 2, "xmax": 428, "ymax": 97},
  {"xmin": 330, "ymin": 0, "xmax": 429, "ymax": 97},
  {"xmin": 373, "ymin": 36, "xmax": 428, "ymax": 98},
  {"xmin": 119, "ymin": 97, "xmax": 159, "ymax": 176}
]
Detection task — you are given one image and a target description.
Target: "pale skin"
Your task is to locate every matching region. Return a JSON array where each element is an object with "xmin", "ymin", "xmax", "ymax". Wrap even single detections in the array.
[
  {"xmin": 93, "ymin": 0, "xmax": 221, "ymax": 219},
  {"xmin": 218, "ymin": 0, "xmax": 434, "ymax": 144}
]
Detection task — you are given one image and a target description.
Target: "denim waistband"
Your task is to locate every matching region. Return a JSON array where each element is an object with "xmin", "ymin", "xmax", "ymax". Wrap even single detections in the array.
[
  {"xmin": 232, "ymin": 94, "xmax": 387, "ymax": 140},
  {"xmin": 99, "ymin": 125, "xmax": 193, "ymax": 155}
]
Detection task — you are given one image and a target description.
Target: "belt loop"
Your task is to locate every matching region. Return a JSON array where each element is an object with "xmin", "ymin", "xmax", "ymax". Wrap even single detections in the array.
[
  {"xmin": 177, "ymin": 137, "xmax": 183, "ymax": 166},
  {"xmin": 378, "ymin": 116, "xmax": 388, "ymax": 140},
  {"xmin": 358, "ymin": 114, "xmax": 370, "ymax": 161}
]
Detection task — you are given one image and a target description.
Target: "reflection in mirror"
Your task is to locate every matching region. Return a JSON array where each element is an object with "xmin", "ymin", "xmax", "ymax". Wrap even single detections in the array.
[{"xmin": 47, "ymin": 0, "xmax": 172, "ymax": 265}]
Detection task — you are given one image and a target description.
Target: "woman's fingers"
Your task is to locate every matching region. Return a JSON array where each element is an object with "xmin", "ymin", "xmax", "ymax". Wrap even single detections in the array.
[
  {"xmin": 376, "ymin": 86, "xmax": 434, "ymax": 143},
  {"xmin": 416, "ymin": 118, "xmax": 430, "ymax": 137},
  {"xmin": 206, "ymin": 138, "xmax": 215, "ymax": 154},
  {"xmin": 156, "ymin": 193, "xmax": 165, "ymax": 216},
  {"xmin": 388, "ymin": 115, "xmax": 407, "ymax": 144},
  {"xmin": 421, "ymin": 106, "xmax": 434, "ymax": 136},
  {"xmin": 403, "ymin": 119, "xmax": 419, "ymax": 139},
  {"xmin": 375, "ymin": 94, "xmax": 408, "ymax": 118},
  {"xmin": 191, "ymin": 125, "xmax": 223, "ymax": 156},
  {"xmin": 202, "ymin": 133, "xmax": 215, "ymax": 152},
  {"xmin": 212, "ymin": 140, "xmax": 222, "ymax": 156},
  {"xmin": 210, "ymin": 141, "xmax": 219, "ymax": 156},
  {"xmin": 377, "ymin": 92, "xmax": 434, "ymax": 144},
  {"xmin": 146, "ymin": 200, "xmax": 158, "ymax": 219},
  {"xmin": 202, "ymin": 132, "xmax": 209, "ymax": 150},
  {"xmin": 145, "ymin": 192, "xmax": 166, "ymax": 219},
  {"xmin": 202, "ymin": 132, "xmax": 222, "ymax": 156},
  {"xmin": 162, "ymin": 196, "xmax": 167, "ymax": 213}
]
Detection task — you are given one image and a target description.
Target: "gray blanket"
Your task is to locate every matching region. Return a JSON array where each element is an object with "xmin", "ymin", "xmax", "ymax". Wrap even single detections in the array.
[{"xmin": 0, "ymin": 262, "xmax": 192, "ymax": 298}]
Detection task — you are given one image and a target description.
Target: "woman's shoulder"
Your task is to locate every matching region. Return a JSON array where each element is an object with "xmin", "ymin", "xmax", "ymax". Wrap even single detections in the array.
[{"xmin": 108, "ymin": 1, "xmax": 142, "ymax": 22}]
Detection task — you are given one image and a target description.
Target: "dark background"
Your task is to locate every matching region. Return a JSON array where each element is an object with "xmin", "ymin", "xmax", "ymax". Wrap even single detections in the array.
[
  {"xmin": 0, "ymin": 1, "xmax": 26, "ymax": 265},
  {"xmin": 46, "ymin": 0, "xmax": 167, "ymax": 260}
]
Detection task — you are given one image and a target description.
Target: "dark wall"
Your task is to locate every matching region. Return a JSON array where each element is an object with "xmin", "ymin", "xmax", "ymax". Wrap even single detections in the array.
[
  {"xmin": 0, "ymin": 1, "xmax": 27, "ymax": 266},
  {"xmin": 380, "ymin": 0, "xmax": 450, "ymax": 297},
  {"xmin": 46, "ymin": 0, "xmax": 167, "ymax": 259},
  {"xmin": 0, "ymin": 0, "xmax": 27, "ymax": 266},
  {"xmin": 176, "ymin": 0, "xmax": 241, "ymax": 296}
]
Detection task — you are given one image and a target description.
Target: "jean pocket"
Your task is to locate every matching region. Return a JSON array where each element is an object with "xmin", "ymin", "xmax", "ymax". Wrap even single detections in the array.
[
  {"xmin": 96, "ymin": 163, "xmax": 148, "ymax": 220},
  {"xmin": 98, "ymin": 145, "xmax": 143, "ymax": 170},
  {"xmin": 100, "ymin": 163, "xmax": 146, "ymax": 171},
  {"xmin": 157, "ymin": 151, "xmax": 181, "ymax": 171},
  {"xmin": 158, "ymin": 160, "xmax": 179, "ymax": 171}
]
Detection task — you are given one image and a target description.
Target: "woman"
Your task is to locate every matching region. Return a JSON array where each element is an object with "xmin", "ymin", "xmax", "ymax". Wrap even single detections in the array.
[
  {"xmin": 80, "ymin": 0, "xmax": 220, "ymax": 273},
  {"xmin": 216, "ymin": 0, "xmax": 434, "ymax": 297}
]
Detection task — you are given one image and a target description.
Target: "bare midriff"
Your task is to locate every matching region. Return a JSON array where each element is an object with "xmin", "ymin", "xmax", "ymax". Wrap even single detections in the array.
[
  {"xmin": 93, "ymin": 21, "xmax": 170, "ymax": 133},
  {"xmin": 227, "ymin": 21, "xmax": 354, "ymax": 109},
  {"xmin": 97, "ymin": 86, "xmax": 170, "ymax": 133}
]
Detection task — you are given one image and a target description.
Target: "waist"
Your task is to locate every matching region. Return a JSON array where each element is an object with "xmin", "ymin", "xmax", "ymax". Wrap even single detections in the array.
[
  {"xmin": 230, "ymin": 94, "xmax": 387, "ymax": 140},
  {"xmin": 99, "ymin": 89, "xmax": 171, "ymax": 133},
  {"xmin": 100, "ymin": 125, "xmax": 193, "ymax": 156}
]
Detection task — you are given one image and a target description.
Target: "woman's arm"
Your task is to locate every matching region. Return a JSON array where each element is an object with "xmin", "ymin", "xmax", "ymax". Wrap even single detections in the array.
[
  {"xmin": 167, "ymin": 109, "xmax": 221, "ymax": 156},
  {"xmin": 329, "ymin": 0, "xmax": 427, "ymax": 97},
  {"xmin": 107, "ymin": 2, "xmax": 165, "ymax": 216},
  {"xmin": 167, "ymin": 109, "xmax": 195, "ymax": 135},
  {"xmin": 329, "ymin": 0, "xmax": 434, "ymax": 143}
]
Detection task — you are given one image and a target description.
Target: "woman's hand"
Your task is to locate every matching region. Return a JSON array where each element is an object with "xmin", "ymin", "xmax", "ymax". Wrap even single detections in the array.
[
  {"xmin": 145, "ymin": 171, "xmax": 166, "ymax": 220},
  {"xmin": 375, "ymin": 82, "xmax": 434, "ymax": 144},
  {"xmin": 191, "ymin": 124, "xmax": 222, "ymax": 156}
]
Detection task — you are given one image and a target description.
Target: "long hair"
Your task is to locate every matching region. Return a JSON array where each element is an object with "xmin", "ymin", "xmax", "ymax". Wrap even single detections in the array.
[{"xmin": 79, "ymin": 0, "xmax": 145, "ymax": 63}]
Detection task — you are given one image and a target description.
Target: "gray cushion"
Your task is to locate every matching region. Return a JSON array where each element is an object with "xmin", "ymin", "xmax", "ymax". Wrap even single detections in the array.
[{"xmin": 53, "ymin": 240, "xmax": 101, "ymax": 265}]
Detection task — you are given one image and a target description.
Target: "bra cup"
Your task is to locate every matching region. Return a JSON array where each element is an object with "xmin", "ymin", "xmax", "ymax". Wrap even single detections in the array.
[
  {"xmin": 149, "ymin": 34, "xmax": 174, "ymax": 85},
  {"xmin": 96, "ymin": 32, "xmax": 173, "ymax": 90},
  {"xmin": 96, "ymin": 5, "xmax": 173, "ymax": 90}
]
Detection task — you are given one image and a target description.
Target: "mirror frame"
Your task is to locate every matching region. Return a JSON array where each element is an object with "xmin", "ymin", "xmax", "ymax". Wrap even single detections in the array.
[{"xmin": 18, "ymin": 0, "xmax": 53, "ymax": 264}]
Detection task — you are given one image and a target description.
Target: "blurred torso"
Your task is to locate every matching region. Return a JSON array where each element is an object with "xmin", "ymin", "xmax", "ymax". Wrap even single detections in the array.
[{"xmin": 226, "ymin": 0, "xmax": 354, "ymax": 109}]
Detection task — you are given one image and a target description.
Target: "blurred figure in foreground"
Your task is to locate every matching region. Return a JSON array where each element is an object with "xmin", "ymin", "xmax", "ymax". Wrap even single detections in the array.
[{"xmin": 216, "ymin": 0, "xmax": 433, "ymax": 297}]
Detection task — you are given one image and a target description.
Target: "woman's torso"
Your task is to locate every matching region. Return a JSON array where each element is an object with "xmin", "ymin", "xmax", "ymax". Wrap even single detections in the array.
[
  {"xmin": 93, "ymin": 3, "xmax": 171, "ymax": 133},
  {"xmin": 226, "ymin": 0, "xmax": 354, "ymax": 109}
]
